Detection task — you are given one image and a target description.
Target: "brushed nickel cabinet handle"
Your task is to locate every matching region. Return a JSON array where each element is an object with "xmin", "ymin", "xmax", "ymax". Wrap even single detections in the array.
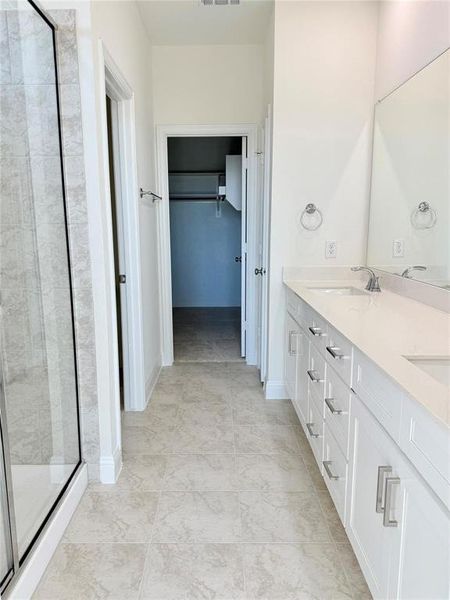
[
  {"xmin": 326, "ymin": 346, "xmax": 346, "ymax": 360},
  {"xmin": 376, "ymin": 466, "xmax": 392, "ymax": 513},
  {"xmin": 308, "ymin": 326, "xmax": 325, "ymax": 337},
  {"xmin": 307, "ymin": 369, "xmax": 323, "ymax": 383},
  {"xmin": 324, "ymin": 397, "xmax": 342, "ymax": 415},
  {"xmin": 306, "ymin": 422, "xmax": 320, "ymax": 438},
  {"xmin": 288, "ymin": 331, "xmax": 297, "ymax": 356},
  {"xmin": 323, "ymin": 460, "xmax": 340, "ymax": 481},
  {"xmin": 383, "ymin": 477, "xmax": 400, "ymax": 527}
]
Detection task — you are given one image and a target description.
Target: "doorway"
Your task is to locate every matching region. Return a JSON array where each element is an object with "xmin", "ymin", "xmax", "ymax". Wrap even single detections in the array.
[
  {"xmin": 168, "ymin": 137, "xmax": 245, "ymax": 362},
  {"xmin": 156, "ymin": 124, "xmax": 260, "ymax": 368}
]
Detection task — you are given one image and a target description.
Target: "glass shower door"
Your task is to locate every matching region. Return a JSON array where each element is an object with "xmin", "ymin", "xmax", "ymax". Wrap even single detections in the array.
[{"xmin": 0, "ymin": 0, "xmax": 82, "ymax": 582}]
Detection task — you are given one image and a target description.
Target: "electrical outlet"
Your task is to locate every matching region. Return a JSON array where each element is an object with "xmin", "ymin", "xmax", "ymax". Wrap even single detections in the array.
[
  {"xmin": 325, "ymin": 240, "xmax": 337, "ymax": 259},
  {"xmin": 392, "ymin": 239, "xmax": 404, "ymax": 258}
]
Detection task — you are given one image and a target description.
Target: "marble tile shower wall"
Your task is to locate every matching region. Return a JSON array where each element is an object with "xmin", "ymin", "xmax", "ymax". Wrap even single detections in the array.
[{"xmin": 0, "ymin": 8, "xmax": 100, "ymax": 475}]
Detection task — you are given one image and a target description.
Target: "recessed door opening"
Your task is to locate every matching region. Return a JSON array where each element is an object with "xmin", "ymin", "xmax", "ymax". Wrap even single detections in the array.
[{"xmin": 168, "ymin": 136, "xmax": 247, "ymax": 363}]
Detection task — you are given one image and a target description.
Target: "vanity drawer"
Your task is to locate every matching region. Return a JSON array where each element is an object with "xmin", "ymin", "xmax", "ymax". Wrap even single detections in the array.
[
  {"xmin": 325, "ymin": 324, "xmax": 353, "ymax": 385},
  {"xmin": 323, "ymin": 423, "xmax": 348, "ymax": 524},
  {"xmin": 307, "ymin": 343, "xmax": 326, "ymax": 402},
  {"xmin": 400, "ymin": 398, "xmax": 450, "ymax": 511},
  {"xmin": 306, "ymin": 392, "xmax": 324, "ymax": 468},
  {"xmin": 352, "ymin": 349, "xmax": 403, "ymax": 442},
  {"xmin": 305, "ymin": 305, "xmax": 328, "ymax": 348},
  {"xmin": 324, "ymin": 365, "xmax": 352, "ymax": 458}
]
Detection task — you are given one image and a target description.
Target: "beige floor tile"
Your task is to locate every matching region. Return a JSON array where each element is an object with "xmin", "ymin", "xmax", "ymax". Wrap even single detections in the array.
[
  {"xmin": 140, "ymin": 544, "xmax": 246, "ymax": 600},
  {"xmin": 90, "ymin": 455, "xmax": 167, "ymax": 492},
  {"xmin": 306, "ymin": 461, "xmax": 328, "ymax": 491},
  {"xmin": 171, "ymin": 423, "xmax": 235, "ymax": 454},
  {"xmin": 318, "ymin": 490, "xmax": 348, "ymax": 543},
  {"xmin": 243, "ymin": 543, "xmax": 353, "ymax": 600},
  {"xmin": 164, "ymin": 454, "xmax": 237, "ymax": 491},
  {"xmin": 236, "ymin": 454, "xmax": 313, "ymax": 492},
  {"xmin": 182, "ymin": 383, "xmax": 230, "ymax": 405},
  {"xmin": 240, "ymin": 491, "xmax": 331, "ymax": 542},
  {"xmin": 152, "ymin": 492, "xmax": 240, "ymax": 543},
  {"xmin": 234, "ymin": 424, "xmax": 301, "ymax": 455},
  {"xmin": 177, "ymin": 404, "xmax": 232, "ymax": 427},
  {"xmin": 233, "ymin": 401, "xmax": 299, "ymax": 427},
  {"xmin": 63, "ymin": 490, "xmax": 158, "ymax": 542},
  {"xmin": 33, "ymin": 543, "xmax": 147, "ymax": 600},
  {"xmin": 337, "ymin": 541, "xmax": 373, "ymax": 599},
  {"xmin": 122, "ymin": 403, "xmax": 179, "ymax": 427},
  {"xmin": 122, "ymin": 423, "xmax": 176, "ymax": 455}
]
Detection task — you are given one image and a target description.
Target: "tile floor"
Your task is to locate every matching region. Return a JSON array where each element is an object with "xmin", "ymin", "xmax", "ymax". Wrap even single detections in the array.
[
  {"xmin": 173, "ymin": 308, "xmax": 243, "ymax": 363},
  {"xmin": 34, "ymin": 362, "xmax": 371, "ymax": 600}
]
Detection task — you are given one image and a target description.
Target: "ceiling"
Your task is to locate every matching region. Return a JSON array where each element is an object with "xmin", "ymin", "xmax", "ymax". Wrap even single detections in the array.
[{"xmin": 136, "ymin": 0, "xmax": 274, "ymax": 46}]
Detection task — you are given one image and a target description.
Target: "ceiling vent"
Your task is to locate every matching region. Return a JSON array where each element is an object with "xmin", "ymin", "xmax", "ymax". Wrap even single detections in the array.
[{"xmin": 200, "ymin": 0, "xmax": 240, "ymax": 5}]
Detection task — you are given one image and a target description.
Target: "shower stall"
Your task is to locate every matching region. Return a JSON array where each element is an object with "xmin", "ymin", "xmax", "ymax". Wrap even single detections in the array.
[{"xmin": 0, "ymin": 0, "xmax": 82, "ymax": 593}]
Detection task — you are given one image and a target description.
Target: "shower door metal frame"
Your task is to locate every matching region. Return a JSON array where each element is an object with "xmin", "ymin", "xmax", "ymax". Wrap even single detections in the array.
[{"xmin": 0, "ymin": 0, "xmax": 83, "ymax": 593}]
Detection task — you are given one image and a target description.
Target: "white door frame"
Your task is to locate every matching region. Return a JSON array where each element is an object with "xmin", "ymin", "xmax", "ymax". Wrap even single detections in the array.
[
  {"xmin": 260, "ymin": 105, "xmax": 273, "ymax": 383},
  {"xmin": 98, "ymin": 42, "xmax": 146, "ymax": 417},
  {"xmin": 155, "ymin": 123, "xmax": 260, "ymax": 366}
]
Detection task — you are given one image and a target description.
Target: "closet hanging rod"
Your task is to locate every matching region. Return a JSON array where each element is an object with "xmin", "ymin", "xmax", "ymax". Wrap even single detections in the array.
[
  {"xmin": 169, "ymin": 195, "xmax": 225, "ymax": 202},
  {"xmin": 169, "ymin": 171, "xmax": 225, "ymax": 176}
]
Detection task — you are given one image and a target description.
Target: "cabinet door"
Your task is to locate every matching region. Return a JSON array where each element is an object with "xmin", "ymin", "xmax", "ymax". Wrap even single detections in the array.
[
  {"xmin": 294, "ymin": 329, "xmax": 309, "ymax": 424},
  {"xmin": 284, "ymin": 313, "xmax": 299, "ymax": 401},
  {"xmin": 393, "ymin": 458, "xmax": 450, "ymax": 600},
  {"xmin": 347, "ymin": 396, "xmax": 401, "ymax": 599}
]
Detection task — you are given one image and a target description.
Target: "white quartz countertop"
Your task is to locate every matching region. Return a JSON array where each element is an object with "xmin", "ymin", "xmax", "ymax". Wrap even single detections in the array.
[{"xmin": 284, "ymin": 278, "xmax": 450, "ymax": 428}]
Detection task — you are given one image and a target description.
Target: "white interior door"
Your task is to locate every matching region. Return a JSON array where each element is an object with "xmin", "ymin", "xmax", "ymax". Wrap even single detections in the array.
[
  {"xmin": 241, "ymin": 136, "xmax": 248, "ymax": 357},
  {"xmin": 260, "ymin": 107, "xmax": 272, "ymax": 382}
]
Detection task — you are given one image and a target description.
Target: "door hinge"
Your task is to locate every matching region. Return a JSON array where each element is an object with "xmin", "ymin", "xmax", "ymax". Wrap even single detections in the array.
[{"xmin": 119, "ymin": 274, "xmax": 126, "ymax": 284}]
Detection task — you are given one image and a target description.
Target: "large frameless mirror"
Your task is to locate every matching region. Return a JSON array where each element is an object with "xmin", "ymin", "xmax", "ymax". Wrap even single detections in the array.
[
  {"xmin": 0, "ymin": 0, "xmax": 81, "ymax": 591},
  {"xmin": 367, "ymin": 49, "xmax": 450, "ymax": 289}
]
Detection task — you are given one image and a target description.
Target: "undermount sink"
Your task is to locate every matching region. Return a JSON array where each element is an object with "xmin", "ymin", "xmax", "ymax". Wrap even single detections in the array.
[
  {"xmin": 308, "ymin": 286, "xmax": 368, "ymax": 296},
  {"xmin": 404, "ymin": 357, "xmax": 450, "ymax": 388}
]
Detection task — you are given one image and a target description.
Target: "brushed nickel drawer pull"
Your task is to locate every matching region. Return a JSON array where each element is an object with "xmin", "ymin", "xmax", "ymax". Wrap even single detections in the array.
[
  {"xmin": 306, "ymin": 422, "xmax": 320, "ymax": 438},
  {"xmin": 324, "ymin": 397, "xmax": 343, "ymax": 415},
  {"xmin": 323, "ymin": 460, "xmax": 340, "ymax": 481},
  {"xmin": 383, "ymin": 477, "xmax": 400, "ymax": 527},
  {"xmin": 307, "ymin": 369, "xmax": 324, "ymax": 383},
  {"xmin": 308, "ymin": 326, "xmax": 325, "ymax": 337},
  {"xmin": 288, "ymin": 330, "xmax": 297, "ymax": 356},
  {"xmin": 376, "ymin": 466, "xmax": 392, "ymax": 513},
  {"xmin": 326, "ymin": 346, "xmax": 346, "ymax": 360}
]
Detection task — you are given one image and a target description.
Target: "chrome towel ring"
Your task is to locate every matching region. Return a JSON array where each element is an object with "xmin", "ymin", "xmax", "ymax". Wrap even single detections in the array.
[
  {"xmin": 410, "ymin": 201, "xmax": 437, "ymax": 230},
  {"xmin": 299, "ymin": 203, "xmax": 323, "ymax": 231}
]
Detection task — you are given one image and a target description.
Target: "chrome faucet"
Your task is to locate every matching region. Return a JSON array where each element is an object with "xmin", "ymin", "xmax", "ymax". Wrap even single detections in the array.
[
  {"xmin": 401, "ymin": 265, "xmax": 427, "ymax": 279},
  {"xmin": 351, "ymin": 266, "xmax": 381, "ymax": 292}
]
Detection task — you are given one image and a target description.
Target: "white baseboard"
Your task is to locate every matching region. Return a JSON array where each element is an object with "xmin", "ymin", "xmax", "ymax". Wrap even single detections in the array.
[
  {"xmin": 265, "ymin": 380, "xmax": 288, "ymax": 400},
  {"xmin": 8, "ymin": 464, "xmax": 88, "ymax": 600},
  {"xmin": 99, "ymin": 446, "xmax": 122, "ymax": 484}
]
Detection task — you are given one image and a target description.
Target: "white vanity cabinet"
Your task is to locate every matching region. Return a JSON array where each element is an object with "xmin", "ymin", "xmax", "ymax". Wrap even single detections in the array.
[
  {"xmin": 348, "ymin": 396, "xmax": 450, "ymax": 600},
  {"xmin": 284, "ymin": 286, "xmax": 450, "ymax": 600}
]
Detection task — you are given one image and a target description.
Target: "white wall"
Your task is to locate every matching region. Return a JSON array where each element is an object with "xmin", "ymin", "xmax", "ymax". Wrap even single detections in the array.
[
  {"xmin": 375, "ymin": 0, "xmax": 450, "ymax": 100},
  {"xmin": 152, "ymin": 44, "xmax": 265, "ymax": 125},
  {"xmin": 266, "ymin": 0, "xmax": 378, "ymax": 394},
  {"xmin": 42, "ymin": 0, "xmax": 162, "ymax": 480}
]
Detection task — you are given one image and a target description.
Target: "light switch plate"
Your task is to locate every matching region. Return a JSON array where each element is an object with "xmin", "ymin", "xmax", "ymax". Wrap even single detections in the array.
[
  {"xmin": 325, "ymin": 240, "xmax": 337, "ymax": 259},
  {"xmin": 392, "ymin": 239, "xmax": 404, "ymax": 258}
]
